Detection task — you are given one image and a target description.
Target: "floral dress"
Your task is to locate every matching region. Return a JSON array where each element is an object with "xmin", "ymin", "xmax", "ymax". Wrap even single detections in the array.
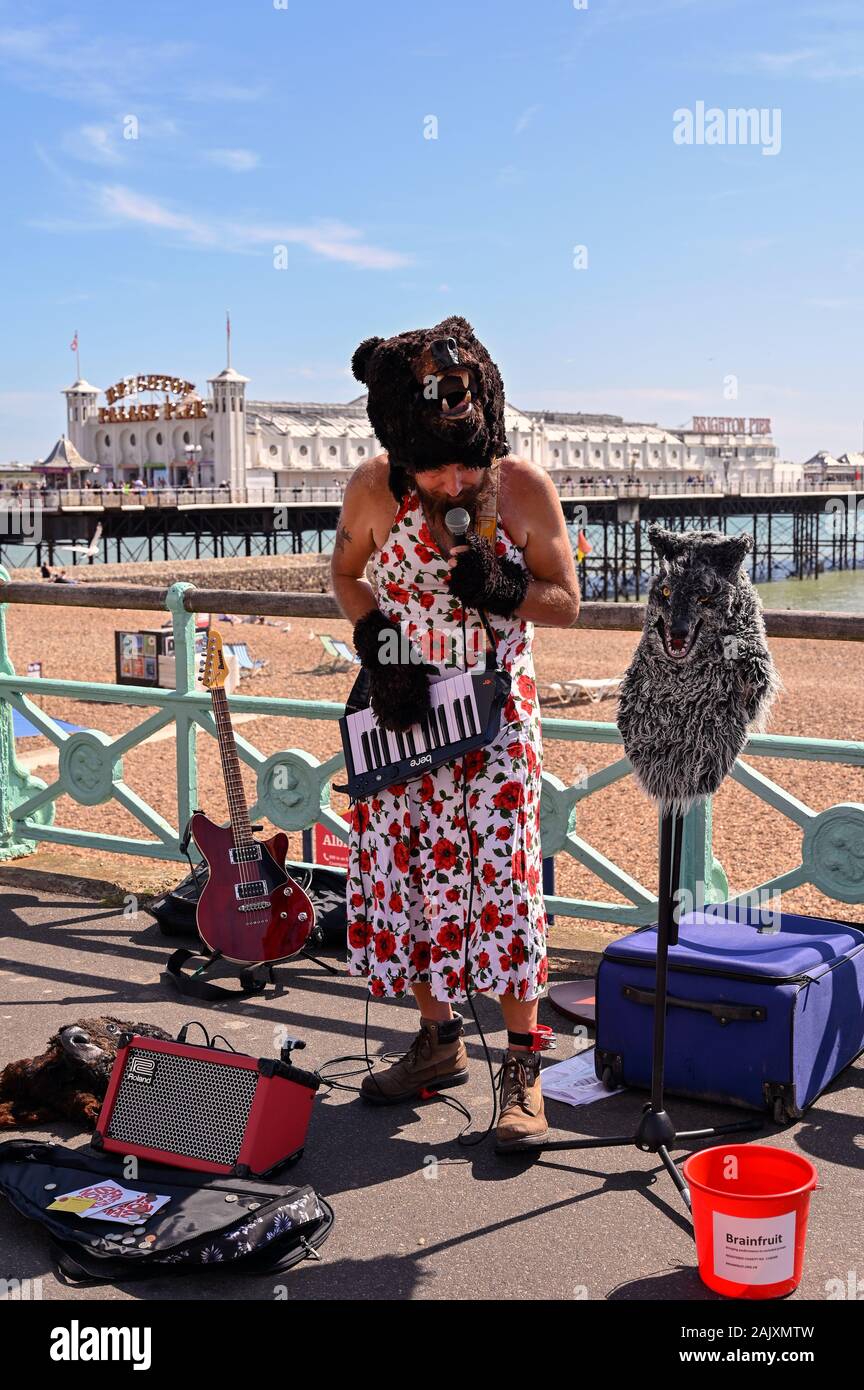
[{"xmin": 345, "ymin": 489, "xmax": 548, "ymax": 1004}]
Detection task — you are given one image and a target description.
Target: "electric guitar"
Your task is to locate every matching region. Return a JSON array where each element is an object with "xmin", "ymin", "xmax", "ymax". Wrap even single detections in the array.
[{"xmin": 190, "ymin": 628, "xmax": 315, "ymax": 964}]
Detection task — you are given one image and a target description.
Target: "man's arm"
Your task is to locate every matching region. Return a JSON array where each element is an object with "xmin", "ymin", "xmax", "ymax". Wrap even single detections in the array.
[
  {"xmin": 330, "ymin": 459, "xmax": 385, "ymax": 624},
  {"xmin": 515, "ymin": 465, "xmax": 581, "ymax": 627},
  {"xmin": 447, "ymin": 462, "xmax": 581, "ymax": 628}
]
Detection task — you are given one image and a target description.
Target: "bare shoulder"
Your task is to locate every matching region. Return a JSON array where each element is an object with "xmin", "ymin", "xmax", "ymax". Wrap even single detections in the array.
[
  {"xmin": 338, "ymin": 453, "xmax": 399, "ymax": 552},
  {"xmin": 343, "ymin": 453, "xmax": 392, "ymax": 500},
  {"xmin": 499, "ymin": 456, "xmax": 562, "ymax": 544},
  {"xmin": 501, "ymin": 455, "xmax": 558, "ymax": 494}
]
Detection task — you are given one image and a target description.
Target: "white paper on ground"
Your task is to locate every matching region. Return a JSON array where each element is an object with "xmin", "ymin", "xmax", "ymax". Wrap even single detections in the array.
[{"xmin": 540, "ymin": 1047, "xmax": 624, "ymax": 1107}]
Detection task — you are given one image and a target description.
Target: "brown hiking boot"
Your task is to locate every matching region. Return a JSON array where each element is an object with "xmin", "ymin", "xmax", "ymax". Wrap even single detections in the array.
[
  {"xmin": 360, "ymin": 1016, "xmax": 469, "ymax": 1105},
  {"xmin": 495, "ymin": 1049, "xmax": 549, "ymax": 1152}
]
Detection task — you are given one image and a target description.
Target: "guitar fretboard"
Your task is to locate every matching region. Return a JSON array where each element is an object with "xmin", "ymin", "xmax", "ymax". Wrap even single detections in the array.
[{"xmin": 210, "ymin": 685, "xmax": 253, "ymax": 851}]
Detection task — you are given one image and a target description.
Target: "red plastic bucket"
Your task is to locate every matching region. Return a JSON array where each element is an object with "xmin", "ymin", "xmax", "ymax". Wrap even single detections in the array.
[{"xmin": 683, "ymin": 1144, "xmax": 817, "ymax": 1299}]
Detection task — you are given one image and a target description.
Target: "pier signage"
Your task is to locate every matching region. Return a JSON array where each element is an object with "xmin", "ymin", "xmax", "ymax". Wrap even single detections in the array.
[
  {"xmin": 99, "ymin": 375, "xmax": 208, "ymax": 424},
  {"xmin": 691, "ymin": 417, "xmax": 772, "ymax": 435}
]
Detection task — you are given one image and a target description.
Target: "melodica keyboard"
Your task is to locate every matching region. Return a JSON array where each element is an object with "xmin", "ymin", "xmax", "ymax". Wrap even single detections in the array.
[{"xmin": 337, "ymin": 667, "xmax": 512, "ymax": 799}]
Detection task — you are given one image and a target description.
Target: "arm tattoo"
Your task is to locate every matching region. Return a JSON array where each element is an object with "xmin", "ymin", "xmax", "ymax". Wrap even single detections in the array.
[{"xmin": 334, "ymin": 524, "xmax": 353, "ymax": 554}]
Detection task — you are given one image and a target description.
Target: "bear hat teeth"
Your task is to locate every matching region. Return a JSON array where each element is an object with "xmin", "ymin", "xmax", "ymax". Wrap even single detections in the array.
[
  {"xmin": 438, "ymin": 369, "xmax": 473, "ymax": 417},
  {"xmin": 441, "ymin": 390, "xmax": 473, "ymax": 419}
]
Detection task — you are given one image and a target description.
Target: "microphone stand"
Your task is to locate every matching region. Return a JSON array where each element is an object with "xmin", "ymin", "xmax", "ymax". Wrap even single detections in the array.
[{"xmin": 507, "ymin": 799, "xmax": 762, "ymax": 1215}]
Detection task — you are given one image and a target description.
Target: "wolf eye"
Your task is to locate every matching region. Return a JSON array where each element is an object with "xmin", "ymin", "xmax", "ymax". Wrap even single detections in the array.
[
  {"xmin": 698, "ymin": 589, "xmax": 718, "ymax": 603},
  {"xmin": 660, "ymin": 584, "xmax": 671, "ymax": 598}
]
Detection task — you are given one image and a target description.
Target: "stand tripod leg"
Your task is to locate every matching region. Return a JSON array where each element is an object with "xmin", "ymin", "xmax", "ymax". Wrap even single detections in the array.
[
  {"xmin": 507, "ymin": 797, "xmax": 757, "ymax": 1228},
  {"xmin": 677, "ymin": 1118, "xmax": 763, "ymax": 1140},
  {"xmin": 657, "ymin": 1144, "xmax": 691, "ymax": 1208},
  {"xmin": 301, "ymin": 948, "xmax": 341, "ymax": 975}
]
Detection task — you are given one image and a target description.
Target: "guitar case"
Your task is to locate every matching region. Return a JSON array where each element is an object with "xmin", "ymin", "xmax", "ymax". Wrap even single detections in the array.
[
  {"xmin": 0, "ymin": 1138, "xmax": 333, "ymax": 1285},
  {"xmin": 147, "ymin": 862, "xmax": 347, "ymax": 947},
  {"xmin": 147, "ymin": 854, "xmax": 348, "ymax": 1001}
]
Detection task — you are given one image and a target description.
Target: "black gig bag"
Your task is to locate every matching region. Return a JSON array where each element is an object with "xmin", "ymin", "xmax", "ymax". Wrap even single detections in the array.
[{"xmin": 0, "ymin": 1139, "xmax": 333, "ymax": 1285}]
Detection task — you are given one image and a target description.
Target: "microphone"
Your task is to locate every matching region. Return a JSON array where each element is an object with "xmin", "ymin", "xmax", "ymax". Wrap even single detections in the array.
[{"xmin": 444, "ymin": 506, "xmax": 471, "ymax": 539}]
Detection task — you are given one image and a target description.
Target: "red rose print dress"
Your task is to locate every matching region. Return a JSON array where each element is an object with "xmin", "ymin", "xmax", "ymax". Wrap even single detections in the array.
[{"xmin": 346, "ymin": 489, "xmax": 548, "ymax": 1004}]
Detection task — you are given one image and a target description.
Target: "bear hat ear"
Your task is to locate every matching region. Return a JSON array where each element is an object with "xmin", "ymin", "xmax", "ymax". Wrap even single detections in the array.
[
  {"xmin": 435, "ymin": 314, "xmax": 474, "ymax": 339},
  {"xmin": 351, "ymin": 335, "xmax": 384, "ymax": 384}
]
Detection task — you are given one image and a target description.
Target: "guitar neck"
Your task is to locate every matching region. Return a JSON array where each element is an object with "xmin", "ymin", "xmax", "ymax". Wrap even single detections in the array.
[{"xmin": 210, "ymin": 685, "xmax": 253, "ymax": 847}]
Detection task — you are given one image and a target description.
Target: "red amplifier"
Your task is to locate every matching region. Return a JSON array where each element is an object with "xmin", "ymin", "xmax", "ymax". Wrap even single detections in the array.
[{"xmin": 93, "ymin": 1033, "xmax": 319, "ymax": 1177}]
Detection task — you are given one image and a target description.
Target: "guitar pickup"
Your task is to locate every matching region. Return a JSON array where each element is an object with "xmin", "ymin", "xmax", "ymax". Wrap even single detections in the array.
[
  {"xmin": 235, "ymin": 879, "xmax": 268, "ymax": 900},
  {"xmin": 230, "ymin": 843, "xmax": 263, "ymax": 865}
]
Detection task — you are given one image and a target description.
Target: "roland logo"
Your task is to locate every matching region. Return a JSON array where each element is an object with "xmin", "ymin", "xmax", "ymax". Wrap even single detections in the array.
[
  {"xmin": 409, "ymin": 754, "xmax": 432, "ymax": 768},
  {"xmin": 128, "ymin": 1056, "xmax": 156, "ymax": 1086}
]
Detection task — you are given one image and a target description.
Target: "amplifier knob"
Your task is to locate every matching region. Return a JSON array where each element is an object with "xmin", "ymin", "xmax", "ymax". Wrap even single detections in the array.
[
  {"xmin": 280, "ymin": 911, "xmax": 287, "ymax": 919},
  {"xmin": 298, "ymin": 912, "xmax": 308, "ymax": 922}
]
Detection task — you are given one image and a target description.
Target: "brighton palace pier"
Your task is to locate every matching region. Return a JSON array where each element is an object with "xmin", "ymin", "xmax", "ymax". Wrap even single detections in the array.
[{"xmin": 41, "ymin": 364, "xmax": 809, "ymax": 495}]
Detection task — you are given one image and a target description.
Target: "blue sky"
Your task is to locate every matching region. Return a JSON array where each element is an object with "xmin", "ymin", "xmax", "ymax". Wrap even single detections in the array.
[{"xmin": 1, "ymin": 0, "xmax": 862, "ymax": 462}]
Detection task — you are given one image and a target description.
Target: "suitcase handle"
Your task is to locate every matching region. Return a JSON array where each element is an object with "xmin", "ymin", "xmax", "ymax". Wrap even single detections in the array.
[{"xmin": 622, "ymin": 985, "xmax": 766, "ymax": 1026}]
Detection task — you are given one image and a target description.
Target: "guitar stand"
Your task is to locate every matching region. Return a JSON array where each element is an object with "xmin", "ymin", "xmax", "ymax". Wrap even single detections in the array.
[
  {"xmin": 166, "ymin": 947, "xmax": 281, "ymax": 1002},
  {"xmin": 301, "ymin": 945, "xmax": 341, "ymax": 976},
  {"xmin": 506, "ymin": 801, "xmax": 763, "ymax": 1217}
]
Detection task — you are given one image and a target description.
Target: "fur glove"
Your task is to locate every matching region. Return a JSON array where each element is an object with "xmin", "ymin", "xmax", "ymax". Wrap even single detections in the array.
[
  {"xmin": 448, "ymin": 532, "xmax": 529, "ymax": 617},
  {"xmin": 353, "ymin": 609, "xmax": 433, "ymax": 733}
]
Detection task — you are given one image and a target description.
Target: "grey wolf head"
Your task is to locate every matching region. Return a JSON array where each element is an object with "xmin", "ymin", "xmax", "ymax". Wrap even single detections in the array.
[
  {"xmin": 644, "ymin": 523, "xmax": 751, "ymax": 665},
  {"xmin": 616, "ymin": 524, "xmax": 780, "ymax": 813}
]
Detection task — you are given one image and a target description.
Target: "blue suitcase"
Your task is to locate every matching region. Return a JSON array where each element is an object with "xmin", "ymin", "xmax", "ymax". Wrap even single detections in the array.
[{"xmin": 594, "ymin": 905, "xmax": 864, "ymax": 1123}]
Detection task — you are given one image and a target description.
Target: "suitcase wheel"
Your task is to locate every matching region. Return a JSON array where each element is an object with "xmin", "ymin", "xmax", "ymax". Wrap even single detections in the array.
[
  {"xmin": 601, "ymin": 1066, "xmax": 617, "ymax": 1092},
  {"xmin": 773, "ymin": 1097, "xmax": 789, "ymax": 1126}
]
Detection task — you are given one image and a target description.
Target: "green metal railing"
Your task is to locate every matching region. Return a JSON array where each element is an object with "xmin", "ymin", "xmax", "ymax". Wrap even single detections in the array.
[{"xmin": 1, "ymin": 565, "xmax": 863, "ymax": 922}]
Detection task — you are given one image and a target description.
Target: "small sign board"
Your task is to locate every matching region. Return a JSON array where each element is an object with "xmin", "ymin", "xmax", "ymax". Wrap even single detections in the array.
[
  {"xmin": 314, "ymin": 819, "xmax": 350, "ymax": 869},
  {"xmin": 115, "ymin": 627, "xmax": 209, "ymax": 688}
]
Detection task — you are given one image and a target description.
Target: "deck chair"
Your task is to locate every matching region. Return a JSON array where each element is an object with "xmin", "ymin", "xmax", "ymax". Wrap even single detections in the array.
[
  {"xmin": 539, "ymin": 675, "xmax": 624, "ymax": 706},
  {"xmin": 224, "ymin": 642, "xmax": 267, "ymax": 675},
  {"xmin": 308, "ymin": 633, "xmax": 360, "ymax": 674}
]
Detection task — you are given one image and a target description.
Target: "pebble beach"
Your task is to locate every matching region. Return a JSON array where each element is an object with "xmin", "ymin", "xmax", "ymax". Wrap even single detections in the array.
[{"xmin": 3, "ymin": 555, "xmax": 863, "ymax": 936}]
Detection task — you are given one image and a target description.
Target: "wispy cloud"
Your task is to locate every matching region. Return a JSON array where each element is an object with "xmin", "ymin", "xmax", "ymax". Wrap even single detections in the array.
[
  {"xmin": 0, "ymin": 22, "xmax": 190, "ymax": 103},
  {"xmin": 42, "ymin": 183, "xmax": 414, "ymax": 269},
  {"xmin": 61, "ymin": 123, "xmax": 124, "ymax": 165},
  {"xmin": 726, "ymin": 29, "xmax": 864, "ymax": 81},
  {"xmin": 514, "ymin": 104, "xmax": 541, "ymax": 135},
  {"xmin": 205, "ymin": 148, "xmax": 260, "ymax": 173},
  {"xmin": 805, "ymin": 296, "xmax": 864, "ymax": 310},
  {"xmin": 744, "ymin": 48, "xmax": 821, "ymax": 73},
  {"xmin": 237, "ymin": 218, "xmax": 412, "ymax": 270},
  {"xmin": 496, "ymin": 165, "xmax": 523, "ymax": 186},
  {"xmin": 0, "ymin": 21, "xmax": 263, "ymax": 105},
  {"xmin": 99, "ymin": 184, "xmax": 213, "ymax": 242}
]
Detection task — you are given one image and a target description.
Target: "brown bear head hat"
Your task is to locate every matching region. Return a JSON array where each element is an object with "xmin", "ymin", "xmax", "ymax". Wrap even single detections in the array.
[{"xmin": 351, "ymin": 315, "xmax": 509, "ymax": 500}]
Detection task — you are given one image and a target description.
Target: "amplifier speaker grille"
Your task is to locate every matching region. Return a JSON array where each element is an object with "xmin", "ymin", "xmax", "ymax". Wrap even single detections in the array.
[{"xmin": 105, "ymin": 1047, "xmax": 259, "ymax": 1166}]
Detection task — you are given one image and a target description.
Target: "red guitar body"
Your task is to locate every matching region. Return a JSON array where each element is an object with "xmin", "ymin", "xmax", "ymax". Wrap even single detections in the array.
[{"xmin": 190, "ymin": 812, "xmax": 315, "ymax": 965}]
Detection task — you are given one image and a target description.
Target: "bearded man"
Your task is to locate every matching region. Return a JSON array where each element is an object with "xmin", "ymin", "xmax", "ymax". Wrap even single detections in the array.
[{"xmin": 331, "ymin": 317, "xmax": 580, "ymax": 1151}]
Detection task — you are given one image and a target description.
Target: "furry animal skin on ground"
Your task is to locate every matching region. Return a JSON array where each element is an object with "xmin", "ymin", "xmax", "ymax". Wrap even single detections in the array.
[
  {"xmin": 616, "ymin": 524, "xmax": 781, "ymax": 815},
  {"xmin": 351, "ymin": 315, "xmax": 508, "ymax": 500},
  {"xmin": 0, "ymin": 1017, "xmax": 172, "ymax": 1130}
]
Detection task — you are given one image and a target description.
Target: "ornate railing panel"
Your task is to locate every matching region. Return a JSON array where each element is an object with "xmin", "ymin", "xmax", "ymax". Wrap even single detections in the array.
[{"xmin": 1, "ymin": 567, "xmax": 863, "ymax": 923}]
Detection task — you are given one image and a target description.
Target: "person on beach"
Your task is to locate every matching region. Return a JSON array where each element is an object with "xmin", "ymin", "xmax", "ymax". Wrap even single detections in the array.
[{"xmin": 331, "ymin": 317, "xmax": 581, "ymax": 1151}]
